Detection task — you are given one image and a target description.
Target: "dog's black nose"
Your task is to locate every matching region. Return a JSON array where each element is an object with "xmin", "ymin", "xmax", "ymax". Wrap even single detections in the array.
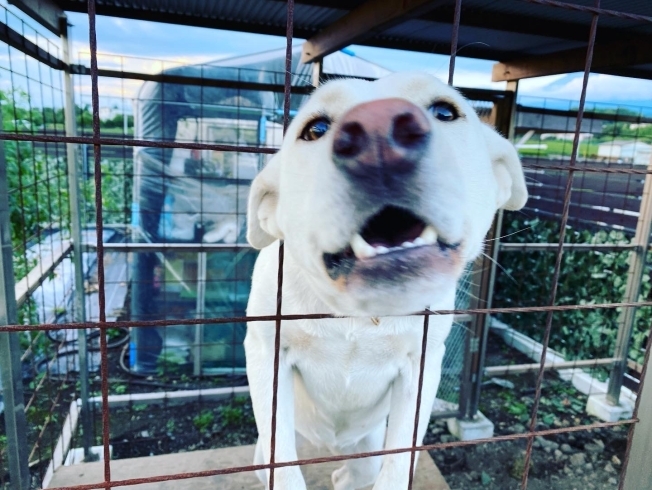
[{"xmin": 333, "ymin": 98, "xmax": 430, "ymax": 181}]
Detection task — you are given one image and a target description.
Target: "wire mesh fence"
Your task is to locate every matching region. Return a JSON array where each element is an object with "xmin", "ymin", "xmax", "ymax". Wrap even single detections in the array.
[
  {"xmin": 0, "ymin": 0, "xmax": 651, "ymax": 489},
  {"xmin": 0, "ymin": 5, "xmax": 83, "ymax": 486}
]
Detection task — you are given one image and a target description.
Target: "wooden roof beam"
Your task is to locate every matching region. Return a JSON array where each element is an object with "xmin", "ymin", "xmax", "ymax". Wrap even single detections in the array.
[
  {"xmin": 301, "ymin": 0, "xmax": 444, "ymax": 64},
  {"xmin": 8, "ymin": 0, "xmax": 64, "ymax": 34},
  {"xmin": 493, "ymin": 39, "xmax": 652, "ymax": 82}
]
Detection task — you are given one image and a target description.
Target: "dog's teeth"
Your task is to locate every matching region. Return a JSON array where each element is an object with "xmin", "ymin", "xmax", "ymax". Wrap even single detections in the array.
[
  {"xmin": 419, "ymin": 225, "xmax": 438, "ymax": 245},
  {"xmin": 350, "ymin": 234, "xmax": 376, "ymax": 259},
  {"xmin": 413, "ymin": 237, "xmax": 425, "ymax": 246},
  {"xmin": 402, "ymin": 241, "xmax": 416, "ymax": 248},
  {"xmin": 375, "ymin": 246, "xmax": 389, "ymax": 255}
]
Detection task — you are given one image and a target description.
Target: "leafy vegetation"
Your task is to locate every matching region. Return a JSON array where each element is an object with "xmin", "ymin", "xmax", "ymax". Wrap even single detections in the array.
[
  {"xmin": 493, "ymin": 216, "xmax": 650, "ymax": 365},
  {"xmin": 192, "ymin": 410, "xmax": 215, "ymax": 433},
  {"xmin": 1, "ymin": 90, "xmax": 70, "ymax": 281}
]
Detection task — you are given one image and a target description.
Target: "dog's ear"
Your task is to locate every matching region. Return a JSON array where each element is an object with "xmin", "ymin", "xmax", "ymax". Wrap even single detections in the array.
[
  {"xmin": 247, "ymin": 154, "xmax": 283, "ymax": 249},
  {"xmin": 482, "ymin": 124, "xmax": 528, "ymax": 211}
]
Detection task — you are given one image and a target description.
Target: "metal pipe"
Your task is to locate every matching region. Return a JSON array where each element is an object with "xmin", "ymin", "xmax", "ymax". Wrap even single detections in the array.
[
  {"xmin": 0, "ymin": 106, "xmax": 30, "ymax": 490},
  {"xmin": 61, "ymin": 15, "xmax": 93, "ymax": 460},
  {"xmin": 93, "ymin": 242, "xmax": 253, "ymax": 252},
  {"xmin": 459, "ymin": 78, "xmax": 519, "ymax": 421},
  {"xmin": 607, "ymin": 159, "xmax": 652, "ymax": 405},
  {"xmin": 194, "ymin": 251, "xmax": 207, "ymax": 376}
]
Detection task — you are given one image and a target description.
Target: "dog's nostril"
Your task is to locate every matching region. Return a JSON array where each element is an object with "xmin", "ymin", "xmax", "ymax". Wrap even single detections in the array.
[
  {"xmin": 333, "ymin": 122, "xmax": 367, "ymax": 158},
  {"xmin": 392, "ymin": 112, "xmax": 430, "ymax": 149}
]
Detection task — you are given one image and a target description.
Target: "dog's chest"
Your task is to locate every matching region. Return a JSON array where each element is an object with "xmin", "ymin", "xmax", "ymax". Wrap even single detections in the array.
[{"xmin": 284, "ymin": 322, "xmax": 417, "ymax": 411}]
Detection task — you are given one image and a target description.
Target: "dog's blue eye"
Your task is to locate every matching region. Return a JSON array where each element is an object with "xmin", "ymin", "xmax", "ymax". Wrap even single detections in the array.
[
  {"xmin": 429, "ymin": 102, "xmax": 458, "ymax": 122},
  {"xmin": 300, "ymin": 118, "xmax": 331, "ymax": 141}
]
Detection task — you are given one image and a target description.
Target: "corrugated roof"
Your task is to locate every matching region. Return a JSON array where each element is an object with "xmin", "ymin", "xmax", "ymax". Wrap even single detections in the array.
[{"xmin": 52, "ymin": 0, "xmax": 652, "ymax": 80}]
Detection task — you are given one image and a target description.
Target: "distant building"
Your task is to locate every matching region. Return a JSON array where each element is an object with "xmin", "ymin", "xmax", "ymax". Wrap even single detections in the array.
[
  {"xmin": 99, "ymin": 105, "xmax": 121, "ymax": 120},
  {"xmin": 597, "ymin": 140, "xmax": 652, "ymax": 165},
  {"xmin": 541, "ymin": 132, "xmax": 593, "ymax": 142}
]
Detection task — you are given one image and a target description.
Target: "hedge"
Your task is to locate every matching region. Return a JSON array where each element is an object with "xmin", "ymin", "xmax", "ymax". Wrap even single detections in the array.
[{"xmin": 493, "ymin": 215, "xmax": 650, "ymax": 367}]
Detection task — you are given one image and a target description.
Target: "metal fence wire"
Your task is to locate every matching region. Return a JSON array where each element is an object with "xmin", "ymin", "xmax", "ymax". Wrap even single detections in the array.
[{"xmin": 0, "ymin": 0, "xmax": 652, "ymax": 489}]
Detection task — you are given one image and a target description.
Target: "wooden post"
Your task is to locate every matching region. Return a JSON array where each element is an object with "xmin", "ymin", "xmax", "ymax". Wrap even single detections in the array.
[{"xmin": 311, "ymin": 59, "xmax": 322, "ymax": 87}]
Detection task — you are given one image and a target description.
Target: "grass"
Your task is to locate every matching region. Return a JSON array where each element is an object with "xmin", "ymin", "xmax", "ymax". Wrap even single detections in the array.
[{"xmin": 517, "ymin": 139, "xmax": 600, "ymax": 159}]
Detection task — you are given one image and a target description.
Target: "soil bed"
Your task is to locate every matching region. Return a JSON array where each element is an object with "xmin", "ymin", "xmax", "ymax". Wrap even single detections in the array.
[
  {"xmin": 423, "ymin": 332, "xmax": 628, "ymax": 489},
  {"xmin": 96, "ymin": 333, "xmax": 629, "ymax": 489}
]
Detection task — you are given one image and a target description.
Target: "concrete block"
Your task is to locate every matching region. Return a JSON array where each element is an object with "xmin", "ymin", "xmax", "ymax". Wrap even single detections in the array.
[
  {"xmin": 447, "ymin": 411, "xmax": 494, "ymax": 441},
  {"xmin": 64, "ymin": 445, "xmax": 111, "ymax": 466},
  {"xmin": 586, "ymin": 394, "xmax": 634, "ymax": 423}
]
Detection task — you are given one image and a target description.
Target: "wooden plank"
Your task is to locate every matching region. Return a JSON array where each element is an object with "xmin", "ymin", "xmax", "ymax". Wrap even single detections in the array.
[
  {"xmin": 531, "ymin": 211, "xmax": 636, "ymax": 234},
  {"xmin": 523, "ymin": 198, "xmax": 638, "ymax": 230},
  {"xmin": 627, "ymin": 359, "xmax": 644, "ymax": 375},
  {"xmin": 301, "ymin": 0, "xmax": 444, "ymax": 63},
  {"xmin": 528, "ymin": 185, "xmax": 641, "ymax": 213},
  {"xmin": 524, "ymin": 171, "xmax": 645, "ymax": 197},
  {"xmin": 41, "ymin": 400, "xmax": 80, "ymax": 488},
  {"xmin": 47, "ymin": 444, "xmax": 448, "ymax": 490},
  {"xmin": 493, "ymin": 39, "xmax": 652, "ymax": 82},
  {"xmin": 14, "ymin": 240, "xmax": 72, "ymax": 307},
  {"xmin": 521, "ymin": 158, "xmax": 641, "ymax": 171}
]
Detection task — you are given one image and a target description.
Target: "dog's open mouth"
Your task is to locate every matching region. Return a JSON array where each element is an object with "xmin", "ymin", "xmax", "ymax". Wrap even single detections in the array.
[{"xmin": 323, "ymin": 206, "xmax": 459, "ymax": 280}]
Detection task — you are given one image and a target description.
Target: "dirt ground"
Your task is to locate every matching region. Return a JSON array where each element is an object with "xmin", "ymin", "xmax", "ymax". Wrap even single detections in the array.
[
  {"xmin": 97, "ymin": 334, "xmax": 629, "ymax": 489},
  {"xmin": 425, "ymin": 402, "xmax": 627, "ymax": 490},
  {"xmin": 424, "ymin": 332, "xmax": 629, "ymax": 490}
]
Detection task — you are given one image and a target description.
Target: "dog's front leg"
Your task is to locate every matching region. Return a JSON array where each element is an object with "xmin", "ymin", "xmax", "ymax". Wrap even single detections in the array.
[
  {"xmin": 245, "ymin": 326, "xmax": 306, "ymax": 490},
  {"xmin": 373, "ymin": 342, "xmax": 445, "ymax": 490}
]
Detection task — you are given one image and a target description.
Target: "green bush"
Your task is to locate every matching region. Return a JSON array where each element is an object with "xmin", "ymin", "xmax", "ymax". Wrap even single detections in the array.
[
  {"xmin": 493, "ymin": 216, "xmax": 650, "ymax": 365},
  {"xmin": 1, "ymin": 89, "xmax": 70, "ymax": 282}
]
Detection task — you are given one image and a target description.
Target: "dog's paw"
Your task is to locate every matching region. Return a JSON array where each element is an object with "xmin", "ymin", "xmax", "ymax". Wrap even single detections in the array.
[
  {"xmin": 331, "ymin": 464, "xmax": 355, "ymax": 490},
  {"xmin": 270, "ymin": 467, "xmax": 308, "ymax": 490},
  {"xmin": 370, "ymin": 469, "xmax": 409, "ymax": 490}
]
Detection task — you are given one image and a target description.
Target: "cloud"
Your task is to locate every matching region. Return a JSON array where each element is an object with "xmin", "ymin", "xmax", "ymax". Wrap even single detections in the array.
[
  {"xmin": 66, "ymin": 12, "xmax": 287, "ymax": 61},
  {"xmin": 519, "ymin": 73, "xmax": 652, "ymax": 107}
]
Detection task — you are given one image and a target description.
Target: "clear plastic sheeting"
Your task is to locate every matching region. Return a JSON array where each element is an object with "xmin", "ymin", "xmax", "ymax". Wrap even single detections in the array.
[{"xmin": 130, "ymin": 46, "xmax": 393, "ymax": 375}]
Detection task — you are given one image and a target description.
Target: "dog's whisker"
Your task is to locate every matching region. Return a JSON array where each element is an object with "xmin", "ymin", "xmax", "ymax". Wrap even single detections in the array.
[
  {"xmin": 479, "ymin": 251, "xmax": 519, "ymax": 285},
  {"xmin": 484, "ymin": 225, "xmax": 533, "ymax": 242}
]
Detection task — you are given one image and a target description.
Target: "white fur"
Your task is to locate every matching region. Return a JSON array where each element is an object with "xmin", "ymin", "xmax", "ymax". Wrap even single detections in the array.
[{"xmin": 244, "ymin": 72, "xmax": 527, "ymax": 490}]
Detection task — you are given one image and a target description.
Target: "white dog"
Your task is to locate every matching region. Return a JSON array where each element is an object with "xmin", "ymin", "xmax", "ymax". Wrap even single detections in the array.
[{"xmin": 244, "ymin": 72, "xmax": 527, "ymax": 490}]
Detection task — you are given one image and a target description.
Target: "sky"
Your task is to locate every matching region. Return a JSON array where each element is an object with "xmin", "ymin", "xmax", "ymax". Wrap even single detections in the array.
[
  {"xmin": 3, "ymin": 1, "xmax": 652, "ymax": 113},
  {"xmin": 62, "ymin": 12, "xmax": 652, "ymax": 111}
]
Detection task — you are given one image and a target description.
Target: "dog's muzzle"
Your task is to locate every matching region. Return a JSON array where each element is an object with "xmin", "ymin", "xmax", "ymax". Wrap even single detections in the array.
[
  {"xmin": 332, "ymin": 98, "xmax": 430, "ymax": 187},
  {"xmin": 322, "ymin": 98, "xmax": 462, "ymax": 285}
]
